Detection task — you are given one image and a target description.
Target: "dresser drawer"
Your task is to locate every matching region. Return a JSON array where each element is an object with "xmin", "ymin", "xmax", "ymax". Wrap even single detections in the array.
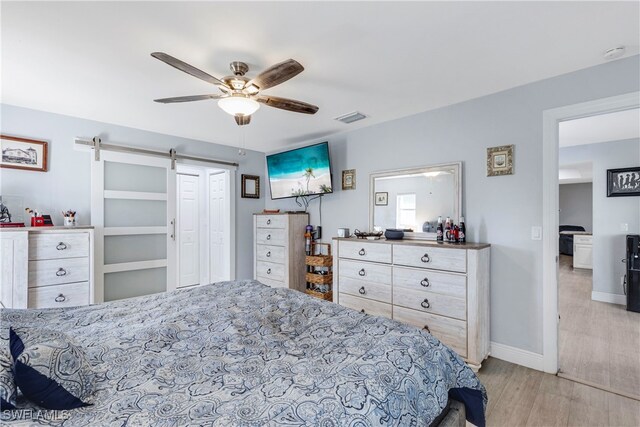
[
  {"xmin": 393, "ymin": 286, "xmax": 466, "ymax": 320},
  {"xmin": 574, "ymin": 235, "xmax": 592, "ymax": 245},
  {"xmin": 256, "ymin": 261, "xmax": 285, "ymax": 282},
  {"xmin": 256, "ymin": 228, "xmax": 286, "ymax": 246},
  {"xmin": 257, "ymin": 276, "xmax": 286, "ymax": 289},
  {"xmin": 339, "ymin": 240, "xmax": 392, "ymax": 264},
  {"xmin": 28, "ymin": 258, "xmax": 89, "ymax": 288},
  {"xmin": 339, "ymin": 276, "xmax": 392, "ymax": 304},
  {"xmin": 256, "ymin": 215, "xmax": 287, "ymax": 229},
  {"xmin": 256, "ymin": 244, "xmax": 286, "ymax": 264},
  {"xmin": 28, "ymin": 282, "xmax": 89, "ymax": 309},
  {"xmin": 393, "ymin": 245, "xmax": 466, "ymax": 273},
  {"xmin": 339, "ymin": 259, "xmax": 391, "ymax": 285},
  {"xmin": 393, "ymin": 306, "xmax": 467, "ymax": 357},
  {"xmin": 393, "ymin": 266, "xmax": 466, "ymax": 299},
  {"xmin": 339, "ymin": 293, "xmax": 392, "ymax": 319},
  {"xmin": 29, "ymin": 233, "xmax": 89, "ymax": 261}
]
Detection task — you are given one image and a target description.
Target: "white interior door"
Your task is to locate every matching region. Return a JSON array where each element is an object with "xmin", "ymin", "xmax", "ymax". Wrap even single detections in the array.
[
  {"xmin": 177, "ymin": 173, "xmax": 200, "ymax": 287},
  {"xmin": 91, "ymin": 151, "xmax": 176, "ymax": 302},
  {"xmin": 209, "ymin": 171, "xmax": 227, "ymax": 283}
]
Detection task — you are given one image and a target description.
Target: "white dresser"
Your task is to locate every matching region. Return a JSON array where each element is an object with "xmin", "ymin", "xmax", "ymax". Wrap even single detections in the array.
[
  {"xmin": 333, "ymin": 237, "xmax": 490, "ymax": 370},
  {"xmin": 253, "ymin": 213, "xmax": 309, "ymax": 292},
  {"xmin": 0, "ymin": 227, "xmax": 94, "ymax": 309},
  {"xmin": 573, "ymin": 234, "xmax": 593, "ymax": 270}
]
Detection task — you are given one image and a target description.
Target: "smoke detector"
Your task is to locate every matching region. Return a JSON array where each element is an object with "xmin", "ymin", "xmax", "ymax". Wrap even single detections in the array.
[
  {"xmin": 603, "ymin": 46, "xmax": 626, "ymax": 61},
  {"xmin": 334, "ymin": 111, "xmax": 368, "ymax": 124}
]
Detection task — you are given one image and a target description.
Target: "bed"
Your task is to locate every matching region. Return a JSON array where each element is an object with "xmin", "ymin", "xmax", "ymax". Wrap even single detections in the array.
[
  {"xmin": 1, "ymin": 280, "xmax": 486, "ymax": 426},
  {"xmin": 559, "ymin": 225, "xmax": 587, "ymax": 255}
]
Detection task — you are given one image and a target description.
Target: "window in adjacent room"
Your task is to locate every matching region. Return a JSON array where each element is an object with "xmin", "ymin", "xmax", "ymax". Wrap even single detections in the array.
[{"xmin": 396, "ymin": 193, "xmax": 416, "ymax": 229}]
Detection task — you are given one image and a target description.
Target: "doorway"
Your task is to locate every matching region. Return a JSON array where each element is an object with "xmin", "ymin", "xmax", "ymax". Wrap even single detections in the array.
[
  {"xmin": 176, "ymin": 164, "xmax": 232, "ymax": 288},
  {"xmin": 542, "ymin": 93, "xmax": 640, "ymax": 399}
]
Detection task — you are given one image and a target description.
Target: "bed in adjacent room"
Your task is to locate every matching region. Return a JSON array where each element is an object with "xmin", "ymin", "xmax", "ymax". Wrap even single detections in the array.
[{"xmin": 1, "ymin": 280, "xmax": 486, "ymax": 426}]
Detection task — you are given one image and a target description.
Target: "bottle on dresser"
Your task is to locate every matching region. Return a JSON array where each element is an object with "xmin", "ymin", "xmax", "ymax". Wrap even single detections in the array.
[
  {"xmin": 459, "ymin": 216, "xmax": 466, "ymax": 243},
  {"xmin": 437, "ymin": 216, "xmax": 444, "ymax": 242}
]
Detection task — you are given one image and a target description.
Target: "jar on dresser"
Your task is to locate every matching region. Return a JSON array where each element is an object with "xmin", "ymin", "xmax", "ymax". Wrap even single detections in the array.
[
  {"xmin": 332, "ymin": 237, "xmax": 490, "ymax": 371},
  {"xmin": 253, "ymin": 213, "xmax": 309, "ymax": 291},
  {"xmin": 0, "ymin": 227, "xmax": 95, "ymax": 309}
]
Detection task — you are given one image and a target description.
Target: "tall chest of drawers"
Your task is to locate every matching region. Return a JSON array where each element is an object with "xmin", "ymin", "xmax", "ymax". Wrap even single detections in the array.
[
  {"xmin": 333, "ymin": 237, "xmax": 490, "ymax": 370},
  {"xmin": 0, "ymin": 227, "xmax": 95, "ymax": 309},
  {"xmin": 253, "ymin": 213, "xmax": 308, "ymax": 292}
]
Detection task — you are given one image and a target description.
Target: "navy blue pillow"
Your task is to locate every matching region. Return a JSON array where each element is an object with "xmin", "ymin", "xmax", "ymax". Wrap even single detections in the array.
[{"xmin": 10, "ymin": 328, "xmax": 95, "ymax": 410}]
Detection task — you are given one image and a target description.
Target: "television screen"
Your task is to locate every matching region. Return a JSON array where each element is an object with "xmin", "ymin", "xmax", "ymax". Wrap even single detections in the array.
[{"xmin": 267, "ymin": 142, "xmax": 333, "ymax": 199}]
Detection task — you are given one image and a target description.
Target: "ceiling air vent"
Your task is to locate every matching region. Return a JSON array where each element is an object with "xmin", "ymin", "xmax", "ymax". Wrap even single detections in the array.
[{"xmin": 334, "ymin": 111, "xmax": 368, "ymax": 124}]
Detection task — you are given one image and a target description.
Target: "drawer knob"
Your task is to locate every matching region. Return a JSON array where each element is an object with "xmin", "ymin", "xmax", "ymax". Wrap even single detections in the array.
[
  {"xmin": 420, "ymin": 278, "xmax": 430, "ymax": 287},
  {"xmin": 267, "ymin": 268, "xmax": 272, "ymax": 275},
  {"xmin": 266, "ymin": 219, "xmax": 271, "ymax": 225},
  {"xmin": 358, "ymin": 248, "xmax": 366, "ymax": 256},
  {"xmin": 423, "ymin": 325, "xmax": 431, "ymax": 334},
  {"xmin": 266, "ymin": 234, "xmax": 271, "ymax": 240},
  {"xmin": 54, "ymin": 294, "xmax": 66, "ymax": 303},
  {"xmin": 421, "ymin": 253, "xmax": 430, "ymax": 263},
  {"xmin": 358, "ymin": 286, "xmax": 366, "ymax": 295},
  {"xmin": 56, "ymin": 242, "xmax": 68, "ymax": 250},
  {"xmin": 421, "ymin": 298, "xmax": 431, "ymax": 309},
  {"xmin": 266, "ymin": 251, "xmax": 271, "ymax": 257},
  {"xmin": 358, "ymin": 268, "xmax": 366, "ymax": 277},
  {"xmin": 56, "ymin": 268, "xmax": 67, "ymax": 277}
]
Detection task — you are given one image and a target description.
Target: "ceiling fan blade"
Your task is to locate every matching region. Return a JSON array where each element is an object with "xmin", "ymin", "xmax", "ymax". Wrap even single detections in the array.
[
  {"xmin": 154, "ymin": 94, "xmax": 224, "ymax": 103},
  {"xmin": 256, "ymin": 95, "xmax": 318, "ymax": 114},
  {"xmin": 234, "ymin": 114, "xmax": 251, "ymax": 126},
  {"xmin": 248, "ymin": 59, "xmax": 304, "ymax": 91},
  {"xmin": 151, "ymin": 52, "xmax": 227, "ymax": 87}
]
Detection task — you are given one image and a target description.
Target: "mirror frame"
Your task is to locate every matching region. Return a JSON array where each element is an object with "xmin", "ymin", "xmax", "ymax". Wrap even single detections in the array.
[{"xmin": 369, "ymin": 162, "xmax": 462, "ymax": 240}]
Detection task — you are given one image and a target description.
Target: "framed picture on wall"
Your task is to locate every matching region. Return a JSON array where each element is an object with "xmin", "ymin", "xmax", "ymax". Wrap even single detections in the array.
[
  {"xmin": 241, "ymin": 174, "xmax": 260, "ymax": 198},
  {"xmin": 342, "ymin": 169, "xmax": 356, "ymax": 190},
  {"xmin": 0, "ymin": 135, "xmax": 48, "ymax": 172},
  {"xmin": 374, "ymin": 192, "xmax": 388, "ymax": 206},
  {"xmin": 607, "ymin": 167, "xmax": 640, "ymax": 197},
  {"xmin": 487, "ymin": 144, "xmax": 514, "ymax": 176}
]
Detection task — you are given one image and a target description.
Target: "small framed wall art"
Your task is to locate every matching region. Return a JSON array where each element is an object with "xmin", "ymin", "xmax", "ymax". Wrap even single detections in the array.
[
  {"xmin": 607, "ymin": 167, "xmax": 640, "ymax": 197},
  {"xmin": 487, "ymin": 144, "xmax": 514, "ymax": 177},
  {"xmin": 342, "ymin": 169, "xmax": 356, "ymax": 190},
  {"xmin": 241, "ymin": 174, "xmax": 260, "ymax": 199},
  {"xmin": 0, "ymin": 135, "xmax": 48, "ymax": 172},
  {"xmin": 374, "ymin": 192, "xmax": 388, "ymax": 206}
]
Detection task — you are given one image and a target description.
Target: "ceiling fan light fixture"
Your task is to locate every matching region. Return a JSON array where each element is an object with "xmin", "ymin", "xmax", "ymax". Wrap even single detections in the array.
[
  {"xmin": 218, "ymin": 95, "xmax": 260, "ymax": 116},
  {"xmin": 245, "ymin": 84, "xmax": 260, "ymax": 94}
]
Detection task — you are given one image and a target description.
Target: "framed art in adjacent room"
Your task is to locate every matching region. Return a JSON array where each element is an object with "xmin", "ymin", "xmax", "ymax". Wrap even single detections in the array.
[
  {"xmin": 487, "ymin": 144, "xmax": 514, "ymax": 176},
  {"xmin": 241, "ymin": 174, "xmax": 260, "ymax": 198},
  {"xmin": 0, "ymin": 135, "xmax": 48, "ymax": 172},
  {"xmin": 607, "ymin": 166, "xmax": 640, "ymax": 197},
  {"xmin": 342, "ymin": 169, "xmax": 356, "ymax": 190},
  {"xmin": 374, "ymin": 192, "xmax": 388, "ymax": 206}
]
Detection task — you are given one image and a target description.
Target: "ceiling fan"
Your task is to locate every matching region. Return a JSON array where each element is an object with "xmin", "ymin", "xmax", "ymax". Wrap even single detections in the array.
[{"xmin": 151, "ymin": 52, "xmax": 319, "ymax": 126}]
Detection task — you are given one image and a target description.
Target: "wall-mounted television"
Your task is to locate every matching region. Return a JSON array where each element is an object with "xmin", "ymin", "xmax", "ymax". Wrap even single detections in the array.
[{"xmin": 267, "ymin": 142, "xmax": 333, "ymax": 200}]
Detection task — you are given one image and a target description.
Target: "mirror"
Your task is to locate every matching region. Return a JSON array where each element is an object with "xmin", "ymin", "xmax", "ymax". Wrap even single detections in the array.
[{"xmin": 369, "ymin": 162, "xmax": 462, "ymax": 240}]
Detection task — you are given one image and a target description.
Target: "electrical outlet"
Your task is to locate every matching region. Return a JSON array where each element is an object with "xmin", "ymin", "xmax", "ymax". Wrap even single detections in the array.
[{"xmin": 531, "ymin": 226, "xmax": 542, "ymax": 240}]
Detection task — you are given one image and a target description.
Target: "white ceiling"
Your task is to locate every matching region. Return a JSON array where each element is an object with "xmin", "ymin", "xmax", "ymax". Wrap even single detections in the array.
[
  {"xmin": 2, "ymin": 1, "xmax": 639, "ymax": 152},
  {"xmin": 559, "ymin": 108, "xmax": 640, "ymax": 147},
  {"xmin": 559, "ymin": 161, "xmax": 593, "ymax": 184}
]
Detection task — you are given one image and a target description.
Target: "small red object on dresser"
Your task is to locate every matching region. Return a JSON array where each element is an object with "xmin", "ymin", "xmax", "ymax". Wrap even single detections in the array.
[{"xmin": 31, "ymin": 216, "xmax": 45, "ymax": 227}]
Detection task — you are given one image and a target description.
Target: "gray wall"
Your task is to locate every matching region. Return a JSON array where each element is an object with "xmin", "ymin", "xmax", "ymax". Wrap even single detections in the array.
[
  {"xmin": 266, "ymin": 55, "xmax": 640, "ymax": 354},
  {"xmin": 560, "ymin": 139, "xmax": 640, "ymax": 296},
  {"xmin": 0, "ymin": 105, "xmax": 266, "ymax": 280},
  {"xmin": 559, "ymin": 183, "xmax": 593, "ymax": 232}
]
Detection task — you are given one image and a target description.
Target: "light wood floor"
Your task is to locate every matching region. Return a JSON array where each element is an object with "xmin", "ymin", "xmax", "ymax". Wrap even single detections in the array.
[
  {"xmin": 558, "ymin": 254, "xmax": 640, "ymax": 399},
  {"xmin": 475, "ymin": 357, "xmax": 640, "ymax": 426}
]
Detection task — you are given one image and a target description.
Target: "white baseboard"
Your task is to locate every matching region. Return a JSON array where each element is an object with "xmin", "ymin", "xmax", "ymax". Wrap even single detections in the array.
[
  {"xmin": 591, "ymin": 291, "xmax": 626, "ymax": 305},
  {"xmin": 490, "ymin": 342, "xmax": 544, "ymax": 371}
]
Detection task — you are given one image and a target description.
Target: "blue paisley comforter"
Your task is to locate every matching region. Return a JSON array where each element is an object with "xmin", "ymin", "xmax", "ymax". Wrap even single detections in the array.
[{"xmin": 1, "ymin": 280, "xmax": 486, "ymax": 426}]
